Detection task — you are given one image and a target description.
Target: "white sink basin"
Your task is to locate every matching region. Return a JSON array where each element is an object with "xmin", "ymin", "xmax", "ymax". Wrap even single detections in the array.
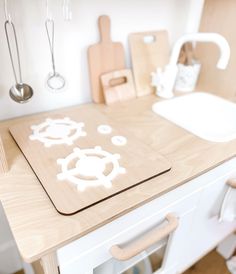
[{"xmin": 152, "ymin": 92, "xmax": 236, "ymax": 142}]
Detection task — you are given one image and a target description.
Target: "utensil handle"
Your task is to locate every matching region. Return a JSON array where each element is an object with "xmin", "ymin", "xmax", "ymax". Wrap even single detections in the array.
[
  {"xmin": 4, "ymin": 0, "xmax": 11, "ymax": 21},
  {"xmin": 4, "ymin": 20, "xmax": 22, "ymax": 84},
  {"xmin": 110, "ymin": 213, "xmax": 179, "ymax": 261},
  {"xmin": 63, "ymin": 0, "xmax": 72, "ymax": 21},
  {"xmin": 227, "ymin": 179, "xmax": 236, "ymax": 188},
  {"xmin": 45, "ymin": 19, "xmax": 56, "ymax": 75},
  {"xmin": 98, "ymin": 15, "xmax": 111, "ymax": 43}
]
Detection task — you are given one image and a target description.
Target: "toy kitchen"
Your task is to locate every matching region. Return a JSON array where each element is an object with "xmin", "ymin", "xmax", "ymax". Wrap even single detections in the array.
[{"xmin": 0, "ymin": 1, "xmax": 236, "ymax": 274}]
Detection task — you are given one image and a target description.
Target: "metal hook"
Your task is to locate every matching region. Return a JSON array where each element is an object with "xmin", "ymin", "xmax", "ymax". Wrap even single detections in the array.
[
  {"xmin": 62, "ymin": 0, "xmax": 72, "ymax": 21},
  {"xmin": 46, "ymin": 0, "xmax": 52, "ymax": 20},
  {"xmin": 4, "ymin": 0, "xmax": 11, "ymax": 22}
]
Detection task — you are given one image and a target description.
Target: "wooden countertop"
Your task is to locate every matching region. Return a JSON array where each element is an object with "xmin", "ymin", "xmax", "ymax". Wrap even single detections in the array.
[{"xmin": 0, "ymin": 94, "xmax": 235, "ymax": 263}]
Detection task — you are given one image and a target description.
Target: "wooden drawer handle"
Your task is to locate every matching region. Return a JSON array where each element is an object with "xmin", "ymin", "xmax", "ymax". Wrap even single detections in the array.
[
  {"xmin": 110, "ymin": 213, "xmax": 179, "ymax": 261},
  {"xmin": 227, "ymin": 179, "xmax": 236, "ymax": 188}
]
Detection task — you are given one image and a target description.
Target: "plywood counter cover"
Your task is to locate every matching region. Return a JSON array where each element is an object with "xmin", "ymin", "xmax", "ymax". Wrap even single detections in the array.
[
  {"xmin": 0, "ymin": 95, "xmax": 236, "ymax": 263},
  {"xmin": 9, "ymin": 108, "xmax": 171, "ymax": 215}
]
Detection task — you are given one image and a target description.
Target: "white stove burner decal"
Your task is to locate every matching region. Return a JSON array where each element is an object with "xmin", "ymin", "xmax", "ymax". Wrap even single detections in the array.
[
  {"xmin": 29, "ymin": 118, "xmax": 86, "ymax": 147},
  {"xmin": 57, "ymin": 146, "xmax": 126, "ymax": 191},
  {"xmin": 97, "ymin": 124, "xmax": 112, "ymax": 135},
  {"xmin": 111, "ymin": 135, "xmax": 127, "ymax": 146}
]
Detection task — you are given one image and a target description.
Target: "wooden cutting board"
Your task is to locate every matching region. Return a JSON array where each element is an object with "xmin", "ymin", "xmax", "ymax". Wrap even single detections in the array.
[
  {"xmin": 101, "ymin": 69, "xmax": 136, "ymax": 105},
  {"xmin": 129, "ymin": 31, "xmax": 170, "ymax": 97},
  {"xmin": 88, "ymin": 15, "xmax": 126, "ymax": 104},
  {"xmin": 9, "ymin": 107, "xmax": 171, "ymax": 215}
]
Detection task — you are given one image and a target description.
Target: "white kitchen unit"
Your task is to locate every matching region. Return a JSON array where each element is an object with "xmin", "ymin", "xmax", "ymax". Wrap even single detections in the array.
[
  {"xmin": 0, "ymin": 205, "xmax": 23, "ymax": 274},
  {"xmin": 1, "ymin": 0, "xmax": 236, "ymax": 273},
  {"xmin": 57, "ymin": 158, "xmax": 236, "ymax": 274}
]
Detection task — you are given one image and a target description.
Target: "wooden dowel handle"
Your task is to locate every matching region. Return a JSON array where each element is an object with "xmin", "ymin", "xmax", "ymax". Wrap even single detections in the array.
[
  {"xmin": 98, "ymin": 15, "xmax": 111, "ymax": 43},
  {"xmin": 110, "ymin": 213, "xmax": 179, "ymax": 261},
  {"xmin": 227, "ymin": 179, "xmax": 236, "ymax": 188}
]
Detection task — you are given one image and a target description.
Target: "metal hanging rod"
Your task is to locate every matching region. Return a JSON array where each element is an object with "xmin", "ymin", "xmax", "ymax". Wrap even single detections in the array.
[
  {"xmin": 46, "ymin": 0, "xmax": 52, "ymax": 20},
  {"xmin": 63, "ymin": 0, "xmax": 72, "ymax": 21},
  {"xmin": 45, "ymin": 0, "xmax": 72, "ymax": 21},
  {"xmin": 4, "ymin": 0, "xmax": 11, "ymax": 22}
]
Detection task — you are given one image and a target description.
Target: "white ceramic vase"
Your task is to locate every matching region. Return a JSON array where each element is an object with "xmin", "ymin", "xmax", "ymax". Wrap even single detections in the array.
[{"xmin": 175, "ymin": 63, "xmax": 201, "ymax": 92}]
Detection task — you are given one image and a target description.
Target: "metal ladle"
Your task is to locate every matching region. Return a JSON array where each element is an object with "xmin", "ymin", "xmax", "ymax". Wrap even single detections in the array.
[
  {"xmin": 4, "ymin": 1, "xmax": 33, "ymax": 103},
  {"xmin": 45, "ymin": 19, "xmax": 65, "ymax": 92}
]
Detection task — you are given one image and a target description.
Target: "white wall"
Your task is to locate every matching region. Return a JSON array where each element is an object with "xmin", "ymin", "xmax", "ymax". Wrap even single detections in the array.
[{"xmin": 0, "ymin": 0, "xmax": 204, "ymax": 121}]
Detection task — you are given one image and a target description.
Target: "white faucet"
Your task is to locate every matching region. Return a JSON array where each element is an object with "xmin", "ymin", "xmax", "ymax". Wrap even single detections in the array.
[{"xmin": 152, "ymin": 32, "xmax": 231, "ymax": 99}]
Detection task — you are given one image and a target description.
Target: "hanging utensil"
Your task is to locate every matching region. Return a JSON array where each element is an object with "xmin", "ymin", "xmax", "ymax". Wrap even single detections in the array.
[
  {"xmin": 62, "ymin": 0, "xmax": 72, "ymax": 21},
  {"xmin": 45, "ymin": 19, "xmax": 66, "ymax": 92},
  {"xmin": 4, "ymin": 0, "xmax": 33, "ymax": 104},
  {"xmin": 45, "ymin": 0, "xmax": 65, "ymax": 92}
]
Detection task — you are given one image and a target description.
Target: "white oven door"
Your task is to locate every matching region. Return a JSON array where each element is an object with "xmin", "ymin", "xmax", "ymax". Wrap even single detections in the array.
[{"xmin": 94, "ymin": 208, "xmax": 195, "ymax": 274}]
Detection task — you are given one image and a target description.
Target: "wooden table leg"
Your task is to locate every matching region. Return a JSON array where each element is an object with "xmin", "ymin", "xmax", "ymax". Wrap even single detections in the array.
[
  {"xmin": 0, "ymin": 136, "xmax": 8, "ymax": 174},
  {"xmin": 32, "ymin": 253, "xmax": 59, "ymax": 274},
  {"xmin": 41, "ymin": 253, "xmax": 59, "ymax": 274}
]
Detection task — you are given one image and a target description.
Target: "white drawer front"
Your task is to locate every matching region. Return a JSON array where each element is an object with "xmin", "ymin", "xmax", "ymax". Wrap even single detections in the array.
[{"xmin": 58, "ymin": 188, "xmax": 200, "ymax": 274}]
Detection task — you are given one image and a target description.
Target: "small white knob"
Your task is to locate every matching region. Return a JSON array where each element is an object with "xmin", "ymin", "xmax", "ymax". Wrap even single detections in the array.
[
  {"xmin": 97, "ymin": 125, "xmax": 112, "ymax": 135},
  {"xmin": 112, "ymin": 136, "xmax": 127, "ymax": 146}
]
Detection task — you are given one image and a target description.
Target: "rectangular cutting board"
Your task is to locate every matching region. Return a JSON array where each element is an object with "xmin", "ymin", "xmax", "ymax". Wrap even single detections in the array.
[
  {"xmin": 9, "ymin": 107, "xmax": 171, "ymax": 215},
  {"xmin": 129, "ymin": 31, "xmax": 170, "ymax": 97}
]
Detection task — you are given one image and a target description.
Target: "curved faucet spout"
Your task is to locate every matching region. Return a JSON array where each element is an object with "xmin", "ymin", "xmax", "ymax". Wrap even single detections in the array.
[
  {"xmin": 170, "ymin": 32, "xmax": 230, "ymax": 69},
  {"xmin": 153, "ymin": 32, "xmax": 231, "ymax": 99}
]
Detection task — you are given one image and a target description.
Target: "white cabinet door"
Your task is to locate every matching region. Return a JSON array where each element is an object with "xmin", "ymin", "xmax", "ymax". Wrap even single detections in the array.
[
  {"xmin": 159, "ymin": 209, "xmax": 197, "ymax": 274},
  {"xmin": 181, "ymin": 161, "xmax": 236, "ymax": 272}
]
